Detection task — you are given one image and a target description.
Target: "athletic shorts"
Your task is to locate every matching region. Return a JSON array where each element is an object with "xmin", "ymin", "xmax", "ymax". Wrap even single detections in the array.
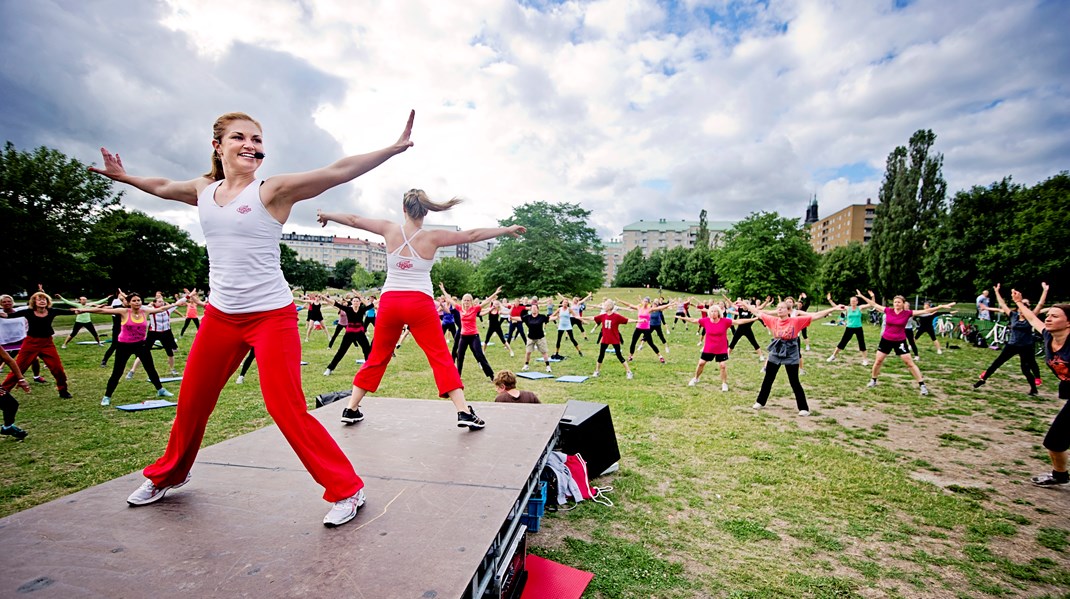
[
  {"xmin": 700, "ymin": 352, "xmax": 729, "ymax": 363},
  {"xmin": 526, "ymin": 337, "xmax": 548, "ymax": 354},
  {"xmin": 877, "ymin": 338, "xmax": 910, "ymax": 356}
]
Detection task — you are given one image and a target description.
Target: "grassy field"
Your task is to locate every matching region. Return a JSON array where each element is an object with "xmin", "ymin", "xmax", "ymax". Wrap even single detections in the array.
[{"xmin": 1, "ymin": 289, "xmax": 1068, "ymax": 598}]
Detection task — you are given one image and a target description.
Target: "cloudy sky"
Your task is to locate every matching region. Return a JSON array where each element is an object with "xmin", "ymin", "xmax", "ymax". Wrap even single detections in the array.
[{"xmin": 2, "ymin": 0, "xmax": 1067, "ymax": 245}]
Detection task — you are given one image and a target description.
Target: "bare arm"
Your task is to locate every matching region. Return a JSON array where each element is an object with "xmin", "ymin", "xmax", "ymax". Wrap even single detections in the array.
[
  {"xmin": 426, "ymin": 225, "xmax": 527, "ymax": 248},
  {"xmin": 810, "ymin": 305, "xmax": 845, "ymax": 320},
  {"xmin": 88, "ymin": 148, "xmax": 207, "ymax": 205},
  {"xmin": 855, "ymin": 289, "xmax": 884, "ymax": 313},
  {"xmin": 262, "ymin": 110, "xmax": 415, "ymax": 208},
  {"xmin": 991, "ymin": 284, "xmax": 1012, "ymax": 315},
  {"xmin": 1035, "ymin": 282, "xmax": 1050, "ymax": 314},
  {"xmin": 317, "ymin": 210, "xmax": 396, "ymax": 237},
  {"xmin": 478, "ymin": 287, "xmax": 503, "ymax": 310},
  {"xmin": 914, "ymin": 302, "xmax": 956, "ymax": 316}
]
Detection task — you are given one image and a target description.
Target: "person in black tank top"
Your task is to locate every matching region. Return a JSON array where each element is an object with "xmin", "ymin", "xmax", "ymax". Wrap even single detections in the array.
[{"xmin": 974, "ymin": 284, "xmax": 1047, "ymax": 395}]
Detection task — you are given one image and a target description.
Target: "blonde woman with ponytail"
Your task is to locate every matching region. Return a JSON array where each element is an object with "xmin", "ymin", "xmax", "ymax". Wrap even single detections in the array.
[
  {"xmin": 317, "ymin": 190, "xmax": 526, "ymax": 430},
  {"xmin": 88, "ymin": 110, "xmax": 416, "ymax": 528}
]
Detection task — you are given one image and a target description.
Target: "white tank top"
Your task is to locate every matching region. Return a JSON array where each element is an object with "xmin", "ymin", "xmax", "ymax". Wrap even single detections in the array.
[
  {"xmin": 381, "ymin": 226, "xmax": 435, "ymax": 297},
  {"xmin": 198, "ymin": 179, "xmax": 294, "ymax": 314}
]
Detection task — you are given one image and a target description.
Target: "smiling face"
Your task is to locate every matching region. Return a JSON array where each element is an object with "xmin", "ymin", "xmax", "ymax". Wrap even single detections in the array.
[
  {"xmin": 0, "ymin": 296, "xmax": 13, "ymax": 312},
  {"xmin": 214, "ymin": 119, "xmax": 263, "ymax": 176},
  {"xmin": 893, "ymin": 296, "xmax": 905, "ymax": 310}
]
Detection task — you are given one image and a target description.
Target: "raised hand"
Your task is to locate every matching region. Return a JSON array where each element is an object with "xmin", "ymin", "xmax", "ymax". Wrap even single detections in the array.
[
  {"xmin": 506, "ymin": 225, "xmax": 527, "ymax": 238},
  {"xmin": 316, "ymin": 209, "xmax": 330, "ymax": 227},
  {"xmin": 393, "ymin": 110, "xmax": 416, "ymax": 154},
  {"xmin": 88, "ymin": 148, "xmax": 128, "ymax": 181},
  {"xmin": 1010, "ymin": 289, "xmax": 1023, "ymax": 303}
]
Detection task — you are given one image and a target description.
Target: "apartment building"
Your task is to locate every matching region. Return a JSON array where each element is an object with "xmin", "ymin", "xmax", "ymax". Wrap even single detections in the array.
[
  {"xmin": 807, "ymin": 200, "xmax": 876, "ymax": 253},
  {"xmin": 280, "ymin": 233, "xmax": 386, "ymax": 272}
]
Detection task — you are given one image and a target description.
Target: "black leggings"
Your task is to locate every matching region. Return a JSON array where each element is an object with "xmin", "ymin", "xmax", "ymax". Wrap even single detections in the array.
[
  {"xmin": 240, "ymin": 349, "xmax": 256, "ymax": 377},
  {"xmin": 105, "ymin": 341, "xmax": 162, "ymax": 396},
  {"xmin": 329, "ymin": 324, "xmax": 345, "ymax": 347},
  {"xmin": 455, "ymin": 334, "xmax": 494, "ymax": 378},
  {"xmin": 328, "ymin": 331, "xmax": 371, "ymax": 370},
  {"xmin": 1044, "ymin": 387, "xmax": 1069, "ymax": 452},
  {"xmin": 484, "ymin": 316, "xmax": 508, "ymax": 345},
  {"xmin": 180, "ymin": 317, "xmax": 200, "ymax": 336},
  {"xmin": 569, "ymin": 316, "xmax": 585, "ymax": 334},
  {"xmin": 650, "ymin": 324, "xmax": 667, "ymax": 345},
  {"xmin": 556, "ymin": 329, "xmax": 580, "ymax": 351},
  {"xmin": 629, "ymin": 329, "xmax": 659, "ymax": 355},
  {"xmin": 0, "ymin": 388, "xmax": 18, "ymax": 426},
  {"xmin": 101, "ymin": 314, "xmax": 122, "ymax": 365},
  {"xmin": 836, "ymin": 327, "xmax": 867, "ymax": 351},
  {"xmin": 904, "ymin": 329, "xmax": 919, "ymax": 356},
  {"xmin": 68, "ymin": 321, "xmax": 100, "ymax": 342},
  {"xmin": 506, "ymin": 321, "xmax": 526, "ymax": 343},
  {"xmin": 598, "ymin": 343, "xmax": 625, "ymax": 364},
  {"xmin": 982, "ymin": 344, "xmax": 1041, "ymax": 390},
  {"xmin": 756, "ymin": 362, "xmax": 807, "ymax": 411},
  {"xmin": 730, "ymin": 325, "xmax": 760, "ymax": 350}
]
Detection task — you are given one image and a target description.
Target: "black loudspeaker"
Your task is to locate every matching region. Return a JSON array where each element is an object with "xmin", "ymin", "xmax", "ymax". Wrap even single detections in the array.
[{"xmin": 558, "ymin": 400, "xmax": 620, "ymax": 478}]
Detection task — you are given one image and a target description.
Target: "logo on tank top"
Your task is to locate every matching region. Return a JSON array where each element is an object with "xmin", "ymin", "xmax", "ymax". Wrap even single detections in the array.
[
  {"xmin": 236, "ymin": 204, "xmax": 252, "ymax": 214},
  {"xmin": 397, "ymin": 259, "xmax": 414, "ymax": 270}
]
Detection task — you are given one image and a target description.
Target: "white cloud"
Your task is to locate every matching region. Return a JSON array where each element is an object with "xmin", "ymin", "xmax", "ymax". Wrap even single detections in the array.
[{"xmin": 0, "ymin": 0, "xmax": 1066, "ymax": 247}]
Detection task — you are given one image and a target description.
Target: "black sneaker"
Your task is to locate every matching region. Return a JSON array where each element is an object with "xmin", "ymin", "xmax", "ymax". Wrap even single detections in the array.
[
  {"xmin": 341, "ymin": 407, "xmax": 364, "ymax": 424},
  {"xmin": 1, "ymin": 425, "xmax": 28, "ymax": 440},
  {"xmin": 100, "ymin": 361, "xmax": 108, "ymax": 368},
  {"xmin": 58, "ymin": 390, "xmax": 73, "ymax": 399},
  {"xmin": 1028, "ymin": 389, "xmax": 1039, "ymax": 396},
  {"xmin": 972, "ymin": 379, "xmax": 985, "ymax": 389},
  {"xmin": 457, "ymin": 406, "xmax": 485, "ymax": 430},
  {"xmin": 33, "ymin": 376, "xmax": 46, "ymax": 384},
  {"xmin": 1031, "ymin": 473, "xmax": 1069, "ymax": 487}
]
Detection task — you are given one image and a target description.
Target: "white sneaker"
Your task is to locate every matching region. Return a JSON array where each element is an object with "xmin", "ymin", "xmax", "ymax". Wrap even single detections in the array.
[
  {"xmin": 688, "ymin": 378, "xmax": 698, "ymax": 386},
  {"xmin": 236, "ymin": 375, "xmax": 244, "ymax": 385},
  {"xmin": 323, "ymin": 368, "xmax": 332, "ymax": 376},
  {"xmin": 799, "ymin": 368, "xmax": 807, "ymax": 375},
  {"xmin": 127, "ymin": 473, "xmax": 191, "ymax": 506},
  {"xmin": 752, "ymin": 402, "xmax": 764, "ymax": 410},
  {"xmin": 867, "ymin": 379, "xmax": 877, "ymax": 388},
  {"xmin": 721, "ymin": 383, "xmax": 729, "ymax": 392},
  {"xmin": 826, "ymin": 354, "xmax": 836, "ymax": 362},
  {"xmin": 323, "ymin": 489, "xmax": 366, "ymax": 528},
  {"xmin": 592, "ymin": 371, "xmax": 599, "ymax": 378},
  {"xmin": 937, "ymin": 349, "xmax": 943, "ymax": 355},
  {"xmin": 61, "ymin": 344, "xmax": 67, "ymax": 349},
  {"xmin": 157, "ymin": 388, "xmax": 174, "ymax": 398},
  {"xmin": 626, "ymin": 371, "xmax": 633, "ymax": 380},
  {"xmin": 125, "ymin": 371, "xmax": 134, "ymax": 380},
  {"xmin": 914, "ymin": 356, "xmax": 921, "ymax": 362},
  {"xmin": 757, "ymin": 354, "xmax": 764, "ymax": 361},
  {"xmin": 510, "ymin": 351, "xmax": 515, "ymax": 357},
  {"xmin": 545, "ymin": 366, "xmax": 552, "ymax": 373},
  {"xmin": 760, "ymin": 367, "xmax": 766, "ymax": 374},
  {"xmin": 799, "ymin": 410, "xmax": 810, "ymax": 416},
  {"xmin": 862, "ymin": 359, "xmax": 870, "ymax": 366},
  {"xmin": 170, "ymin": 370, "xmax": 179, "ymax": 376},
  {"xmin": 521, "ymin": 364, "xmax": 529, "ymax": 371},
  {"xmin": 805, "ymin": 344, "xmax": 811, "ymax": 352},
  {"xmin": 100, "ymin": 396, "xmax": 110, "ymax": 406},
  {"xmin": 920, "ymin": 384, "xmax": 929, "ymax": 396}
]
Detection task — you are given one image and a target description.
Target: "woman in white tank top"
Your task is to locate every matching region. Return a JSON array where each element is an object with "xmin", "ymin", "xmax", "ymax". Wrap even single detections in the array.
[
  {"xmin": 88, "ymin": 110, "xmax": 416, "ymax": 528},
  {"xmin": 317, "ymin": 190, "xmax": 525, "ymax": 430}
]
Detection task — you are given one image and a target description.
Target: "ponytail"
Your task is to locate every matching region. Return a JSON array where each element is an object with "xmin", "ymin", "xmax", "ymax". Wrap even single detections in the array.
[{"xmin": 403, "ymin": 189, "xmax": 463, "ymax": 220}]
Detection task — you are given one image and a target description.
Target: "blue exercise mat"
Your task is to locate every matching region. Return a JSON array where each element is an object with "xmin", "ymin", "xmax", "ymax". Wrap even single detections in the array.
[
  {"xmin": 555, "ymin": 375, "xmax": 589, "ymax": 383},
  {"xmin": 155, "ymin": 377, "xmax": 182, "ymax": 383},
  {"xmin": 75, "ymin": 341, "xmax": 101, "ymax": 345},
  {"xmin": 354, "ymin": 359, "xmax": 366, "ymax": 364},
  {"xmin": 516, "ymin": 371, "xmax": 554, "ymax": 380},
  {"xmin": 115, "ymin": 399, "xmax": 177, "ymax": 411}
]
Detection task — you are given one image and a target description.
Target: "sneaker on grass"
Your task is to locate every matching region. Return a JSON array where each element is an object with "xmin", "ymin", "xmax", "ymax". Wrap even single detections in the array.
[
  {"xmin": 125, "ymin": 371, "xmax": 134, "ymax": 380},
  {"xmin": 58, "ymin": 390, "xmax": 73, "ymax": 399},
  {"xmin": 457, "ymin": 406, "xmax": 485, "ymax": 430},
  {"xmin": 235, "ymin": 375, "xmax": 244, "ymax": 385},
  {"xmin": 1031, "ymin": 473, "xmax": 1069, "ymax": 487},
  {"xmin": 626, "ymin": 371, "xmax": 633, "ymax": 380},
  {"xmin": 721, "ymin": 383, "xmax": 729, "ymax": 392},
  {"xmin": 688, "ymin": 377, "xmax": 698, "ymax": 387},
  {"xmin": 157, "ymin": 388, "xmax": 174, "ymax": 398},
  {"xmin": 752, "ymin": 402, "xmax": 764, "ymax": 410},
  {"xmin": 127, "ymin": 473, "xmax": 191, "ymax": 506},
  {"xmin": 33, "ymin": 376, "xmax": 46, "ymax": 384},
  {"xmin": 866, "ymin": 379, "xmax": 877, "ymax": 388},
  {"xmin": 920, "ymin": 383, "xmax": 930, "ymax": 396},
  {"xmin": 323, "ymin": 489, "xmax": 366, "ymax": 528},
  {"xmin": 101, "ymin": 396, "xmax": 111, "ymax": 406},
  {"xmin": 826, "ymin": 354, "xmax": 836, "ymax": 362},
  {"xmin": 1, "ymin": 424, "xmax": 28, "ymax": 440},
  {"xmin": 341, "ymin": 407, "xmax": 364, "ymax": 424},
  {"xmin": 799, "ymin": 410, "xmax": 810, "ymax": 416}
]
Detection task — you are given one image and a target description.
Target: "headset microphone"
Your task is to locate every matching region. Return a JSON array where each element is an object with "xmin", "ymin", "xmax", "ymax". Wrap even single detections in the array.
[{"xmin": 253, "ymin": 152, "xmax": 266, "ymax": 159}]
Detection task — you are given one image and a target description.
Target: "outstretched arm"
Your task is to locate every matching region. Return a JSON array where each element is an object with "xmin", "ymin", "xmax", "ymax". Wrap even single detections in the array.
[
  {"xmin": 263, "ymin": 110, "xmax": 415, "ymax": 207},
  {"xmin": 478, "ymin": 287, "xmax": 503, "ymax": 310},
  {"xmin": 427, "ymin": 224, "xmax": 527, "ymax": 248},
  {"xmin": 810, "ymin": 305, "xmax": 846, "ymax": 320},
  {"xmin": 88, "ymin": 149, "xmax": 207, "ymax": 205},
  {"xmin": 1035, "ymin": 282, "xmax": 1050, "ymax": 314},
  {"xmin": 914, "ymin": 302, "xmax": 956, "ymax": 316},
  {"xmin": 991, "ymin": 284, "xmax": 1012, "ymax": 315},
  {"xmin": 438, "ymin": 283, "xmax": 456, "ymax": 306},
  {"xmin": 855, "ymin": 289, "xmax": 884, "ymax": 313},
  {"xmin": 317, "ymin": 210, "xmax": 395, "ymax": 237}
]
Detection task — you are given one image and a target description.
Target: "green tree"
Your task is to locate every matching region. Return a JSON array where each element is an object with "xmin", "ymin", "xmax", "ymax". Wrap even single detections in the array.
[
  {"xmin": 819, "ymin": 242, "xmax": 870, "ymax": 303},
  {"xmin": 331, "ymin": 258, "xmax": 358, "ymax": 289},
  {"xmin": 86, "ymin": 209, "xmax": 207, "ymax": 295},
  {"xmin": 685, "ymin": 247, "xmax": 718, "ymax": 294},
  {"xmin": 368, "ymin": 271, "xmax": 386, "ymax": 289},
  {"xmin": 280, "ymin": 244, "xmax": 300, "ymax": 283},
  {"xmin": 696, "ymin": 209, "xmax": 710, "ymax": 249},
  {"xmin": 714, "ymin": 211, "xmax": 818, "ymax": 298},
  {"xmin": 986, "ymin": 172, "xmax": 1070, "ymax": 293},
  {"xmin": 868, "ymin": 129, "xmax": 947, "ymax": 296},
  {"xmin": 657, "ymin": 246, "xmax": 691, "ymax": 292},
  {"xmin": 613, "ymin": 247, "xmax": 649, "ymax": 287},
  {"xmin": 350, "ymin": 262, "xmax": 375, "ymax": 290},
  {"xmin": 476, "ymin": 201, "xmax": 603, "ymax": 296},
  {"xmin": 0, "ymin": 142, "xmax": 122, "ymax": 292},
  {"xmin": 289, "ymin": 259, "xmax": 330, "ymax": 291},
  {"xmin": 920, "ymin": 177, "xmax": 1018, "ymax": 298},
  {"xmin": 432, "ymin": 257, "xmax": 477, "ymax": 295}
]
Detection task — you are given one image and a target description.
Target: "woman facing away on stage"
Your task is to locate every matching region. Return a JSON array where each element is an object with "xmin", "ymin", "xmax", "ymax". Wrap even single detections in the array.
[
  {"xmin": 88, "ymin": 109, "xmax": 417, "ymax": 527},
  {"xmin": 974, "ymin": 283, "xmax": 1048, "ymax": 395},
  {"xmin": 1011, "ymin": 288, "xmax": 1070, "ymax": 487},
  {"xmin": 316, "ymin": 190, "xmax": 526, "ymax": 430},
  {"xmin": 856, "ymin": 290, "xmax": 955, "ymax": 396}
]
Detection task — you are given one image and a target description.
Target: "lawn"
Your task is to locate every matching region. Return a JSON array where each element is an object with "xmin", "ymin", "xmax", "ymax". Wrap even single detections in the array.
[{"xmin": 1, "ymin": 289, "xmax": 1068, "ymax": 598}]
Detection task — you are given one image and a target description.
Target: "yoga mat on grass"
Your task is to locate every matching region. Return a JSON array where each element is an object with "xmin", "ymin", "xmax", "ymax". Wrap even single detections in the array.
[
  {"xmin": 300, "ymin": 361, "xmax": 309, "ymax": 365},
  {"xmin": 75, "ymin": 341, "xmax": 101, "ymax": 345},
  {"xmin": 115, "ymin": 399, "xmax": 177, "ymax": 412},
  {"xmin": 555, "ymin": 375, "xmax": 589, "ymax": 383},
  {"xmin": 153, "ymin": 377, "xmax": 182, "ymax": 383},
  {"xmin": 520, "ymin": 554, "xmax": 593, "ymax": 599},
  {"xmin": 516, "ymin": 372, "xmax": 554, "ymax": 380}
]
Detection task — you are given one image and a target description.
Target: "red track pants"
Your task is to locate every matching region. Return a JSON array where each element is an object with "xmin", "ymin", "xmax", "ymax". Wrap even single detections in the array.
[
  {"xmin": 354, "ymin": 291, "xmax": 463, "ymax": 398},
  {"xmin": 143, "ymin": 304, "xmax": 362, "ymax": 502},
  {"xmin": 1, "ymin": 337, "xmax": 67, "ymax": 394}
]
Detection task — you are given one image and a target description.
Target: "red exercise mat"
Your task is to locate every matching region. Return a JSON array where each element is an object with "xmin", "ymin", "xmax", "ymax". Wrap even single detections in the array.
[{"xmin": 520, "ymin": 554, "xmax": 593, "ymax": 599}]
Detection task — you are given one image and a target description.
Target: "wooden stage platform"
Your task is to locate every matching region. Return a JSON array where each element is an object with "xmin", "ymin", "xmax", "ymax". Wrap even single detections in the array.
[{"xmin": 0, "ymin": 397, "xmax": 564, "ymax": 598}]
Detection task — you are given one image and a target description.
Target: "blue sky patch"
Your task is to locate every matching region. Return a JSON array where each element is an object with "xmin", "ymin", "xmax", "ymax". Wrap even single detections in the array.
[
  {"xmin": 814, "ymin": 162, "xmax": 880, "ymax": 183},
  {"xmin": 641, "ymin": 178, "xmax": 672, "ymax": 191}
]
